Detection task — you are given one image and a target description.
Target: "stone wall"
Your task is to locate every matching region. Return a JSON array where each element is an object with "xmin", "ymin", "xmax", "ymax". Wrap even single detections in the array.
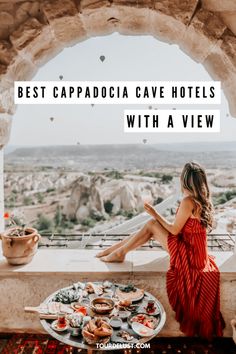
[{"xmin": 0, "ymin": 268, "xmax": 235, "ymax": 337}]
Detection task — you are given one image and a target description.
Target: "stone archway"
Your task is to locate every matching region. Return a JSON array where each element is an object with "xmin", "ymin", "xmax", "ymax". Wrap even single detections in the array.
[
  {"xmin": 0, "ymin": 0, "xmax": 236, "ymax": 147},
  {"xmin": 1, "ymin": 0, "xmax": 236, "ymax": 229}
]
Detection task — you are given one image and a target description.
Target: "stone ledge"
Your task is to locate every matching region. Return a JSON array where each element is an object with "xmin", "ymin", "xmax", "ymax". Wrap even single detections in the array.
[{"xmin": 0, "ymin": 248, "xmax": 235, "ymax": 277}]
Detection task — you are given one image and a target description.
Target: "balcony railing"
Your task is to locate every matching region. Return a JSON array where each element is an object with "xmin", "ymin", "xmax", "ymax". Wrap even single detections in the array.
[{"xmin": 38, "ymin": 233, "xmax": 236, "ymax": 252}]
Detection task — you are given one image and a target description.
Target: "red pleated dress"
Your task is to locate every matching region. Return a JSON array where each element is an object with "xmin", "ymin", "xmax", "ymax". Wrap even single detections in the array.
[{"xmin": 167, "ymin": 216, "xmax": 225, "ymax": 339}]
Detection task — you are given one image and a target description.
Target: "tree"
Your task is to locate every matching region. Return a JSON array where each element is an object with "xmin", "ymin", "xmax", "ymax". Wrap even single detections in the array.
[
  {"xmin": 104, "ymin": 200, "xmax": 113, "ymax": 214},
  {"xmin": 54, "ymin": 206, "xmax": 62, "ymax": 227},
  {"xmin": 34, "ymin": 213, "xmax": 53, "ymax": 233}
]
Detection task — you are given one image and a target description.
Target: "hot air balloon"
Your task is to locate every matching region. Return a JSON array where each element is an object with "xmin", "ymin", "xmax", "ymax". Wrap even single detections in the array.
[
  {"xmin": 143, "ymin": 139, "xmax": 147, "ymax": 144},
  {"xmin": 148, "ymin": 106, "xmax": 152, "ymax": 110},
  {"xmin": 100, "ymin": 55, "xmax": 105, "ymax": 62},
  {"xmin": 59, "ymin": 75, "xmax": 63, "ymax": 80},
  {"xmin": 91, "ymin": 104, "xmax": 95, "ymax": 107},
  {"xmin": 50, "ymin": 117, "xmax": 54, "ymax": 122}
]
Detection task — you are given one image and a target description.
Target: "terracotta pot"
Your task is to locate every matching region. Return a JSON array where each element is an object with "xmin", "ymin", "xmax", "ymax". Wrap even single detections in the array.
[{"xmin": 0, "ymin": 227, "xmax": 41, "ymax": 265}]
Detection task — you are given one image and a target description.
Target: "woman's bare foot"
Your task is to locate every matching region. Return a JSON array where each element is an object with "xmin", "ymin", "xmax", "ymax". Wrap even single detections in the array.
[
  {"xmin": 100, "ymin": 250, "xmax": 125, "ymax": 263},
  {"xmin": 96, "ymin": 249, "xmax": 111, "ymax": 258},
  {"xmin": 96, "ymin": 238, "xmax": 130, "ymax": 258}
]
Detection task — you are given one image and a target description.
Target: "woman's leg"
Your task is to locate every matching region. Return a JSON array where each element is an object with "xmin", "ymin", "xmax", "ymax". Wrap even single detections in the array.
[
  {"xmin": 100, "ymin": 219, "xmax": 169, "ymax": 262},
  {"xmin": 96, "ymin": 234, "xmax": 134, "ymax": 258}
]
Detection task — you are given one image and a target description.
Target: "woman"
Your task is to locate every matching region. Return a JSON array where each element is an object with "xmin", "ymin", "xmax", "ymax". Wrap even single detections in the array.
[{"xmin": 97, "ymin": 162, "xmax": 225, "ymax": 339}]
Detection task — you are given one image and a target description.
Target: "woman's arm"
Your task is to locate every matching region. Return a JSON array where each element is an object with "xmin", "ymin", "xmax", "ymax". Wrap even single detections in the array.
[{"xmin": 144, "ymin": 197, "xmax": 194, "ymax": 235}]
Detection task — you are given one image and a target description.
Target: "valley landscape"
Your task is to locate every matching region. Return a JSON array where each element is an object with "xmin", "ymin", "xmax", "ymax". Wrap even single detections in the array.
[{"xmin": 4, "ymin": 143, "xmax": 236, "ymax": 239}]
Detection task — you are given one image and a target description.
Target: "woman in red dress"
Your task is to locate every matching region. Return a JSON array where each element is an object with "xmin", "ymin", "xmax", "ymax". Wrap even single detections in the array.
[{"xmin": 97, "ymin": 162, "xmax": 225, "ymax": 339}]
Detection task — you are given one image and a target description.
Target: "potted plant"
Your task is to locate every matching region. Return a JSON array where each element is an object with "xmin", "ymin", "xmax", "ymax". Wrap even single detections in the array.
[{"xmin": 0, "ymin": 212, "xmax": 41, "ymax": 265}]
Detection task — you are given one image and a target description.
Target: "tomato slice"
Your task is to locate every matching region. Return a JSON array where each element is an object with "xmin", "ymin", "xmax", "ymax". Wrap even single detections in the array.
[{"xmin": 75, "ymin": 306, "xmax": 87, "ymax": 315}]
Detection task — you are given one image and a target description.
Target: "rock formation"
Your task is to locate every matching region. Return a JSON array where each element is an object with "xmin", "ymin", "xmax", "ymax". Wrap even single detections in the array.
[
  {"xmin": 66, "ymin": 174, "xmax": 106, "ymax": 220},
  {"xmin": 65, "ymin": 173, "xmax": 170, "ymax": 220}
]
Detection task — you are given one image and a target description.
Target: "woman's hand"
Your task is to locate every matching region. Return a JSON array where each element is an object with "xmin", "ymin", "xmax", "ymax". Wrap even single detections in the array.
[{"xmin": 144, "ymin": 202, "xmax": 158, "ymax": 219}]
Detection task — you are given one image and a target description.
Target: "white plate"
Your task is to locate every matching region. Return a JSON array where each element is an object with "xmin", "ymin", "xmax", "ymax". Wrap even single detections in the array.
[{"xmin": 131, "ymin": 322, "xmax": 157, "ymax": 337}]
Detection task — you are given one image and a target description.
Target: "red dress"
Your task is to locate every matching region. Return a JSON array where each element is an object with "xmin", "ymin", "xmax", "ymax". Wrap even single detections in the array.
[{"xmin": 167, "ymin": 217, "xmax": 225, "ymax": 339}]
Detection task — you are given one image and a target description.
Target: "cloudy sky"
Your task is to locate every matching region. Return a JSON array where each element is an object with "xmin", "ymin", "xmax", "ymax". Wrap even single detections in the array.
[{"xmin": 9, "ymin": 33, "xmax": 236, "ymax": 146}]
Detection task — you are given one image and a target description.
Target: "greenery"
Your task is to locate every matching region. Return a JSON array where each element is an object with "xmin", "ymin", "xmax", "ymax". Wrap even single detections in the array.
[
  {"xmin": 161, "ymin": 174, "xmax": 173, "ymax": 184},
  {"xmin": 104, "ymin": 200, "xmax": 113, "ymax": 214},
  {"xmin": 117, "ymin": 209, "xmax": 135, "ymax": 219},
  {"xmin": 104, "ymin": 170, "xmax": 123, "ymax": 179},
  {"xmin": 53, "ymin": 206, "xmax": 74, "ymax": 231},
  {"xmin": 90, "ymin": 210, "xmax": 105, "ymax": 221},
  {"xmin": 81, "ymin": 217, "xmax": 96, "ymax": 228},
  {"xmin": 23, "ymin": 196, "xmax": 33, "ymax": 206},
  {"xmin": 46, "ymin": 187, "xmax": 56, "ymax": 193},
  {"xmin": 213, "ymin": 189, "xmax": 236, "ymax": 206},
  {"xmin": 155, "ymin": 197, "xmax": 164, "ymax": 204},
  {"xmin": 54, "ymin": 206, "xmax": 63, "ymax": 227},
  {"xmin": 34, "ymin": 213, "xmax": 53, "ymax": 233},
  {"xmin": 139, "ymin": 171, "xmax": 162, "ymax": 178},
  {"xmin": 36, "ymin": 192, "xmax": 44, "ymax": 204},
  {"xmin": 138, "ymin": 171, "xmax": 173, "ymax": 184},
  {"xmin": 5, "ymin": 192, "xmax": 18, "ymax": 208}
]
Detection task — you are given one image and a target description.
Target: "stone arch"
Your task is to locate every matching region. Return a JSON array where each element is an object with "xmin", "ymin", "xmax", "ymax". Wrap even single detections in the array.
[{"xmin": 0, "ymin": 0, "xmax": 236, "ymax": 145}]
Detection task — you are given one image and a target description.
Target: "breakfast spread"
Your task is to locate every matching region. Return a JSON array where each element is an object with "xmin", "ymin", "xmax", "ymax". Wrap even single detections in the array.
[{"xmin": 34, "ymin": 281, "xmax": 164, "ymax": 348}]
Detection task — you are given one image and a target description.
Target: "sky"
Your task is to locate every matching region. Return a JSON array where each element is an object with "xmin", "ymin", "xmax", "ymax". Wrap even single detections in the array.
[{"xmin": 9, "ymin": 33, "xmax": 236, "ymax": 146}]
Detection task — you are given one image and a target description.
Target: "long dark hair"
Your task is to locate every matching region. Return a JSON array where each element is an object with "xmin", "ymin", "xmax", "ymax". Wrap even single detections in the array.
[{"xmin": 180, "ymin": 162, "xmax": 214, "ymax": 231}]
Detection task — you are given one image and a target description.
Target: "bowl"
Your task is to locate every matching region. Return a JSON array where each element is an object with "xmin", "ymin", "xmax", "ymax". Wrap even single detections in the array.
[
  {"xmin": 109, "ymin": 316, "xmax": 122, "ymax": 329},
  {"xmin": 118, "ymin": 309, "xmax": 131, "ymax": 320},
  {"xmin": 90, "ymin": 297, "xmax": 115, "ymax": 314}
]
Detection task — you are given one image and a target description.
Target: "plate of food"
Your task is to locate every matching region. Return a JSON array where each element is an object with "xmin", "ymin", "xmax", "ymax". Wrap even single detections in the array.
[
  {"xmin": 116, "ymin": 284, "xmax": 144, "ymax": 303},
  {"xmin": 128, "ymin": 313, "xmax": 159, "ymax": 331},
  {"xmin": 138, "ymin": 300, "xmax": 161, "ymax": 316},
  {"xmin": 52, "ymin": 288, "xmax": 82, "ymax": 304},
  {"xmin": 131, "ymin": 322, "xmax": 157, "ymax": 337},
  {"xmin": 85, "ymin": 282, "xmax": 104, "ymax": 296},
  {"xmin": 118, "ymin": 309, "xmax": 131, "ymax": 320},
  {"xmin": 82, "ymin": 318, "xmax": 113, "ymax": 345},
  {"xmin": 70, "ymin": 302, "xmax": 88, "ymax": 316},
  {"xmin": 118, "ymin": 299, "xmax": 140, "ymax": 313},
  {"xmin": 111, "ymin": 329, "xmax": 138, "ymax": 343}
]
